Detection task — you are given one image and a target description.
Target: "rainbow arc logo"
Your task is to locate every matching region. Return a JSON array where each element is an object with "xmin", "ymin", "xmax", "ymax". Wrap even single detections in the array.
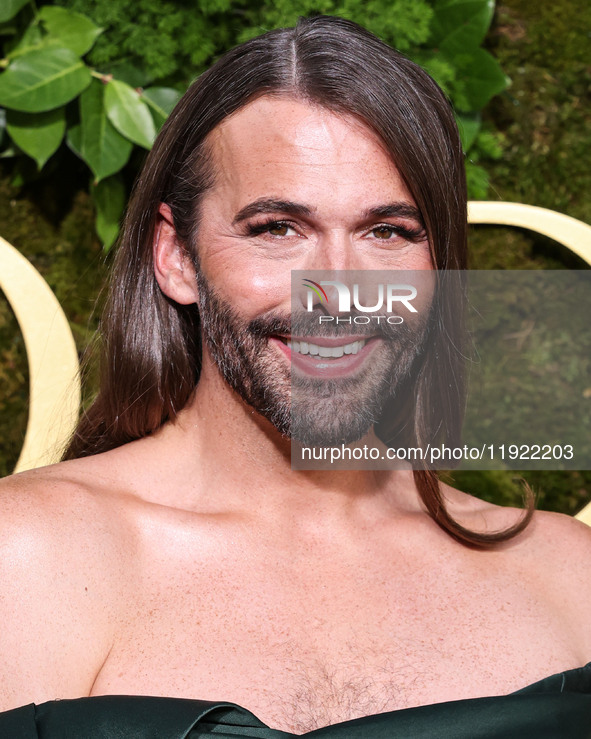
[{"xmin": 302, "ymin": 278, "xmax": 329, "ymax": 304}]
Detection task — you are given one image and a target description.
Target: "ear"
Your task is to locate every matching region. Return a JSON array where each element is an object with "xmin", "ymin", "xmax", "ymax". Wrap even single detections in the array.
[{"xmin": 153, "ymin": 203, "xmax": 199, "ymax": 305}]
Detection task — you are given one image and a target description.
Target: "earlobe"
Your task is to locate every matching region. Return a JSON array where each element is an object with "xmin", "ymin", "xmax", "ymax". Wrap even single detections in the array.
[{"xmin": 153, "ymin": 203, "xmax": 199, "ymax": 305}]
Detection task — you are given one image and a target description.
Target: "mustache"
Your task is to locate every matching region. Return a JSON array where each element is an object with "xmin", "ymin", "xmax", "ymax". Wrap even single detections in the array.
[{"xmin": 248, "ymin": 308, "xmax": 430, "ymax": 342}]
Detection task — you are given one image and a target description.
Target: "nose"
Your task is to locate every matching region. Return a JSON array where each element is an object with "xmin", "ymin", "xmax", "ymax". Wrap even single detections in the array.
[
  {"xmin": 293, "ymin": 230, "xmax": 354, "ymax": 313},
  {"xmin": 304, "ymin": 229, "xmax": 356, "ymax": 272},
  {"xmin": 294, "ymin": 244, "xmax": 383, "ymax": 316}
]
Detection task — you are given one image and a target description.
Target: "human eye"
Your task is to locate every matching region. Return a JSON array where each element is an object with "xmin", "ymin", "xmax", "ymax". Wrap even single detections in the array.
[
  {"xmin": 371, "ymin": 225, "xmax": 399, "ymax": 240},
  {"xmin": 245, "ymin": 219, "xmax": 300, "ymax": 238},
  {"xmin": 368, "ymin": 223, "xmax": 427, "ymax": 243}
]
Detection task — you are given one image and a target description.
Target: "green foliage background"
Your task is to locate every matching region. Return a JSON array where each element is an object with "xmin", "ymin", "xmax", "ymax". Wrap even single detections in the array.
[
  {"xmin": 451, "ymin": 0, "xmax": 591, "ymax": 515},
  {"xmin": 0, "ymin": 0, "xmax": 590, "ymax": 517},
  {"xmin": 0, "ymin": 0, "xmax": 508, "ymax": 247}
]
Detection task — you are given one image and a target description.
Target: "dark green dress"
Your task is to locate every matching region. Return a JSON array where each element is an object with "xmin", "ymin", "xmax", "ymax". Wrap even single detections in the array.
[{"xmin": 2, "ymin": 663, "xmax": 590, "ymax": 738}]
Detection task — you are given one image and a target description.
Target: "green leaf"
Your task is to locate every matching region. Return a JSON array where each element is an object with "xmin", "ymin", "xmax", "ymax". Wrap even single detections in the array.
[
  {"xmin": 66, "ymin": 121, "xmax": 82, "ymax": 157},
  {"xmin": 465, "ymin": 160, "xmax": 489, "ymax": 199},
  {"xmin": 6, "ymin": 106, "xmax": 65, "ymax": 168},
  {"xmin": 5, "ymin": 22, "xmax": 47, "ymax": 59},
  {"xmin": 410, "ymin": 50, "xmax": 456, "ymax": 97},
  {"xmin": 448, "ymin": 49, "xmax": 508, "ymax": 111},
  {"xmin": 74, "ymin": 79, "xmax": 133, "ymax": 182},
  {"xmin": 92, "ymin": 175, "xmax": 126, "ymax": 250},
  {"xmin": 141, "ymin": 86, "xmax": 181, "ymax": 130},
  {"xmin": 0, "ymin": 0, "xmax": 29, "ymax": 23},
  {"xmin": 102, "ymin": 60, "xmax": 151, "ymax": 89},
  {"xmin": 430, "ymin": 0, "xmax": 495, "ymax": 54},
  {"xmin": 455, "ymin": 112, "xmax": 481, "ymax": 152},
  {"xmin": 0, "ymin": 20, "xmax": 18, "ymax": 36},
  {"xmin": 104, "ymin": 79, "xmax": 156, "ymax": 149},
  {"xmin": 38, "ymin": 6, "xmax": 103, "ymax": 58},
  {"xmin": 0, "ymin": 47, "xmax": 91, "ymax": 112}
]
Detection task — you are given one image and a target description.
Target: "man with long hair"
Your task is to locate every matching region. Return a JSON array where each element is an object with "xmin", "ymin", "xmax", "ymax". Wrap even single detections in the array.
[{"xmin": 0, "ymin": 16, "xmax": 589, "ymax": 736}]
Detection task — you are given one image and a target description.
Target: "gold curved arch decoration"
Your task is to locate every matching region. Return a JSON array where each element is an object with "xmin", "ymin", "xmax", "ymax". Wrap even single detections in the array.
[
  {"xmin": 0, "ymin": 236, "xmax": 80, "ymax": 473},
  {"xmin": 468, "ymin": 202, "xmax": 591, "ymax": 526},
  {"xmin": 468, "ymin": 201, "xmax": 591, "ymax": 265}
]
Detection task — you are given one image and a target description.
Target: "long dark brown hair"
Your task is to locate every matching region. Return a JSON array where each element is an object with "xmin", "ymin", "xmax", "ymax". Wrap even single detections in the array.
[{"xmin": 64, "ymin": 15, "xmax": 533, "ymax": 546}]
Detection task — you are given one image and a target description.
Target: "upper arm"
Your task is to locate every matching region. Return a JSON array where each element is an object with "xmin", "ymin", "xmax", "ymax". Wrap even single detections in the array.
[
  {"xmin": 0, "ymin": 473, "xmax": 120, "ymax": 711},
  {"xmin": 528, "ymin": 511, "xmax": 591, "ymax": 660}
]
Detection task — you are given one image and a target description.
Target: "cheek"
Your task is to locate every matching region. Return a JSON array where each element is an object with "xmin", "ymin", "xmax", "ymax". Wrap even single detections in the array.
[
  {"xmin": 199, "ymin": 244, "xmax": 292, "ymax": 319},
  {"xmin": 241, "ymin": 271, "xmax": 291, "ymax": 318},
  {"xmin": 408, "ymin": 240, "xmax": 434, "ymax": 271}
]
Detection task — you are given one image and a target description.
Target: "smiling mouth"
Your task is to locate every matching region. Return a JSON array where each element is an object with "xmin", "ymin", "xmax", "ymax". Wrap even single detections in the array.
[
  {"xmin": 276, "ymin": 335, "xmax": 375, "ymax": 358},
  {"xmin": 288, "ymin": 338, "xmax": 367, "ymax": 357}
]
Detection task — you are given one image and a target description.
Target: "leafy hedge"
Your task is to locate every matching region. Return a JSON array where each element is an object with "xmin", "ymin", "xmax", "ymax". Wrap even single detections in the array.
[
  {"xmin": 447, "ymin": 0, "xmax": 591, "ymax": 516},
  {"xmin": 0, "ymin": 0, "xmax": 507, "ymax": 249}
]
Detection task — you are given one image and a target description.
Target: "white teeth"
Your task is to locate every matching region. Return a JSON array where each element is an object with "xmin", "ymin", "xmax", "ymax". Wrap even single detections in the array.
[{"xmin": 287, "ymin": 339, "xmax": 366, "ymax": 357}]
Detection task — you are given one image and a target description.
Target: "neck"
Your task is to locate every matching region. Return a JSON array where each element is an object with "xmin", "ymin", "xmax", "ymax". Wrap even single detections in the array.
[{"xmin": 149, "ymin": 360, "xmax": 423, "ymax": 525}]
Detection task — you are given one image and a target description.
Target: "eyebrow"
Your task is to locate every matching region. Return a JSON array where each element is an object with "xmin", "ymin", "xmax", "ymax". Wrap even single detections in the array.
[
  {"xmin": 363, "ymin": 203, "xmax": 424, "ymax": 225},
  {"xmin": 231, "ymin": 198, "xmax": 424, "ymax": 226},
  {"xmin": 232, "ymin": 199, "xmax": 314, "ymax": 225}
]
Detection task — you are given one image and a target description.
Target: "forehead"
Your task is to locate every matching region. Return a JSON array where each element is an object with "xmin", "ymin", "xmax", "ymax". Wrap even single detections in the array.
[{"xmin": 204, "ymin": 95, "xmax": 415, "ymax": 208}]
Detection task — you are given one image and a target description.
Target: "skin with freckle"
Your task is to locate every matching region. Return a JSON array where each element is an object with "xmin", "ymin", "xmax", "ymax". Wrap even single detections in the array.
[
  {"xmin": 190, "ymin": 99, "xmax": 434, "ymax": 446},
  {"xmin": 0, "ymin": 61, "xmax": 590, "ymax": 738}
]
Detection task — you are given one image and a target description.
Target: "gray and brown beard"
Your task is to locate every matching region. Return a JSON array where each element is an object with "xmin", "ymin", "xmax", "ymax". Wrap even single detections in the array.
[{"xmin": 195, "ymin": 270, "xmax": 431, "ymax": 446}]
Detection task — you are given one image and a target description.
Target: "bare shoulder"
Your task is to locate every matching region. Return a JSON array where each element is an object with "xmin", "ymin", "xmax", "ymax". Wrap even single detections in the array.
[
  {"xmin": 0, "ymin": 457, "xmax": 137, "ymax": 568},
  {"xmin": 443, "ymin": 480, "xmax": 591, "ymax": 568},
  {"xmin": 0, "ymin": 458, "xmax": 135, "ymax": 710},
  {"xmin": 517, "ymin": 509, "xmax": 591, "ymax": 659},
  {"xmin": 441, "ymin": 482, "xmax": 591, "ymax": 657},
  {"xmin": 522, "ymin": 508, "xmax": 591, "ymax": 596},
  {"xmin": 526, "ymin": 505, "xmax": 591, "ymax": 550}
]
